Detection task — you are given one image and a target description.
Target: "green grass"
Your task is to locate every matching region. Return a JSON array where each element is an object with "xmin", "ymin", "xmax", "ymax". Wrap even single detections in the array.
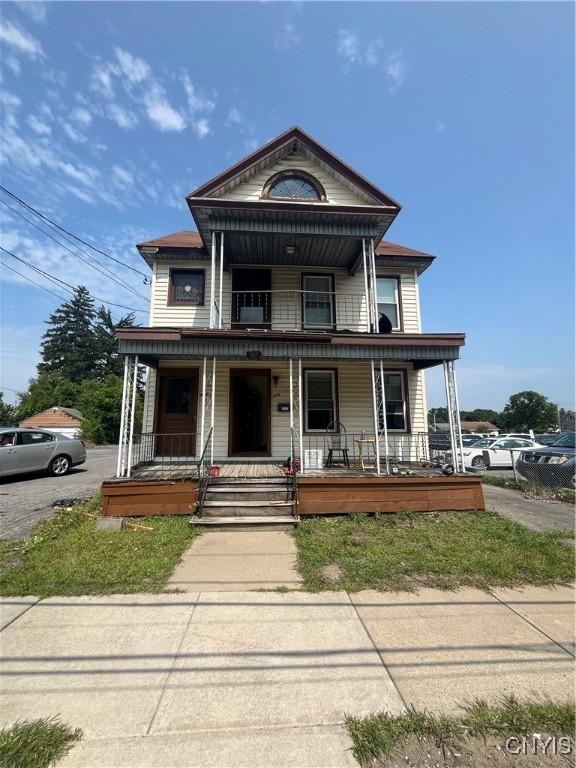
[
  {"xmin": 481, "ymin": 474, "xmax": 576, "ymax": 505},
  {"xmin": 346, "ymin": 696, "xmax": 575, "ymax": 767},
  {"xmin": 0, "ymin": 498, "xmax": 199, "ymax": 596},
  {"xmin": 293, "ymin": 511, "xmax": 574, "ymax": 591},
  {"xmin": 0, "ymin": 716, "xmax": 82, "ymax": 768}
]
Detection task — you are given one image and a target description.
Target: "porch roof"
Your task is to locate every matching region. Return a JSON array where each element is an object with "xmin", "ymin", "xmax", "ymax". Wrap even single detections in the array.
[{"xmin": 117, "ymin": 327, "xmax": 465, "ymax": 369}]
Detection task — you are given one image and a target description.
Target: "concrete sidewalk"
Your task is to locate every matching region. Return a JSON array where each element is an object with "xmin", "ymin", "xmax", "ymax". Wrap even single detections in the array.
[{"xmin": 0, "ymin": 585, "xmax": 574, "ymax": 767}]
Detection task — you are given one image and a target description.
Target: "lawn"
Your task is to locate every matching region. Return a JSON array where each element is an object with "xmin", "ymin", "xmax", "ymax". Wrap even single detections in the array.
[
  {"xmin": 346, "ymin": 695, "xmax": 575, "ymax": 767},
  {"xmin": 0, "ymin": 497, "xmax": 199, "ymax": 596},
  {"xmin": 0, "ymin": 717, "xmax": 82, "ymax": 768},
  {"xmin": 293, "ymin": 511, "xmax": 574, "ymax": 591}
]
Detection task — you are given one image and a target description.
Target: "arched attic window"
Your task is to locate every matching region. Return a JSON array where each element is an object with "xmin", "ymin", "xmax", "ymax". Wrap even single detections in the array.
[{"xmin": 261, "ymin": 170, "xmax": 327, "ymax": 202}]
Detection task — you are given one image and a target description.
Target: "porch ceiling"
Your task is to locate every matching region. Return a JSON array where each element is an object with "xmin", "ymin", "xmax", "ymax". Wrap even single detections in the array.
[{"xmin": 224, "ymin": 231, "xmax": 361, "ymax": 270}]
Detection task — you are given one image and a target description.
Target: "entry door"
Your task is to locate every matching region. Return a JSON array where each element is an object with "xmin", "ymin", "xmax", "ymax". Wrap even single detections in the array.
[
  {"xmin": 156, "ymin": 371, "xmax": 198, "ymax": 456},
  {"xmin": 232, "ymin": 269, "xmax": 272, "ymax": 328},
  {"xmin": 229, "ymin": 370, "xmax": 271, "ymax": 456}
]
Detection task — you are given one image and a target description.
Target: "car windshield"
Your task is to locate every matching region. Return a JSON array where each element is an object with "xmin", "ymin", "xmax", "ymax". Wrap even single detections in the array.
[
  {"xmin": 471, "ymin": 438, "xmax": 496, "ymax": 448},
  {"xmin": 551, "ymin": 433, "xmax": 576, "ymax": 449}
]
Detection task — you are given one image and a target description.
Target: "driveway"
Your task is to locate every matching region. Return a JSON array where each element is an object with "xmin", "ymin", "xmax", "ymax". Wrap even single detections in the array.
[
  {"xmin": 0, "ymin": 585, "xmax": 573, "ymax": 767},
  {"xmin": 0, "ymin": 447, "xmax": 117, "ymax": 540},
  {"xmin": 483, "ymin": 484, "xmax": 575, "ymax": 534}
]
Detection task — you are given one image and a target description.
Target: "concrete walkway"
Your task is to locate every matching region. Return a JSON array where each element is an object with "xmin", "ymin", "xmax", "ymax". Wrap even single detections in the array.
[
  {"xmin": 168, "ymin": 530, "xmax": 302, "ymax": 591},
  {"xmin": 483, "ymin": 484, "xmax": 575, "ymax": 533},
  {"xmin": 0, "ymin": 584, "xmax": 574, "ymax": 767}
]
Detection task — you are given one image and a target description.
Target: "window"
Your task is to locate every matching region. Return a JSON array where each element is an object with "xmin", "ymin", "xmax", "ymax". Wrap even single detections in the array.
[
  {"xmin": 169, "ymin": 269, "xmax": 205, "ymax": 305},
  {"xmin": 378, "ymin": 372, "xmax": 408, "ymax": 432},
  {"xmin": 305, "ymin": 370, "xmax": 337, "ymax": 432},
  {"xmin": 302, "ymin": 274, "xmax": 334, "ymax": 329},
  {"xmin": 376, "ymin": 277, "xmax": 400, "ymax": 330},
  {"xmin": 21, "ymin": 431, "xmax": 54, "ymax": 445},
  {"xmin": 262, "ymin": 171, "xmax": 326, "ymax": 201},
  {"xmin": 0, "ymin": 432, "xmax": 16, "ymax": 447}
]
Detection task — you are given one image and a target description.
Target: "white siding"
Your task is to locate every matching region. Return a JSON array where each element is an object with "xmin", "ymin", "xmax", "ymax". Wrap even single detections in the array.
[
  {"xmin": 221, "ymin": 151, "xmax": 370, "ymax": 206},
  {"xmin": 150, "ymin": 261, "xmax": 420, "ymax": 333},
  {"xmin": 151, "ymin": 360, "xmax": 427, "ymax": 461}
]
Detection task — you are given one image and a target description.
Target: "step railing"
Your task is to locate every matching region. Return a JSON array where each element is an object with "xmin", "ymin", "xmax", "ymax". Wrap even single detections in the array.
[
  {"xmin": 290, "ymin": 426, "xmax": 299, "ymax": 507},
  {"xmin": 196, "ymin": 427, "xmax": 213, "ymax": 516}
]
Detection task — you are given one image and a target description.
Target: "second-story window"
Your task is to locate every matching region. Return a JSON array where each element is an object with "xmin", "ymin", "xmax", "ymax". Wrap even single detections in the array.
[
  {"xmin": 376, "ymin": 277, "xmax": 400, "ymax": 330},
  {"xmin": 169, "ymin": 269, "xmax": 205, "ymax": 306}
]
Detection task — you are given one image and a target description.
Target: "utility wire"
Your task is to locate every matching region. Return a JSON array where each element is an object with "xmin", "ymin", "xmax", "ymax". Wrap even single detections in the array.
[
  {"xmin": 0, "ymin": 198, "xmax": 149, "ymax": 303},
  {"xmin": 0, "ymin": 184, "xmax": 150, "ymax": 279},
  {"xmin": 0, "ymin": 246, "xmax": 148, "ymax": 313},
  {"xmin": 0, "ymin": 259, "xmax": 69, "ymax": 302}
]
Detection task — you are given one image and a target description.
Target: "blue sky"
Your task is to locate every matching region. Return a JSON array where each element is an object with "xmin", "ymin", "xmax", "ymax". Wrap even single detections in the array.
[{"xmin": 0, "ymin": 1, "xmax": 574, "ymax": 411}]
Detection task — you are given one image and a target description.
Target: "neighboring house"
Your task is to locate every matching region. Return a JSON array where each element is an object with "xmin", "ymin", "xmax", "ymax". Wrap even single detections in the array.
[
  {"xmin": 20, "ymin": 406, "xmax": 83, "ymax": 438},
  {"xmin": 106, "ymin": 126, "xmax": 483, "ymax": 518},
  {"xmin": 560, "ymin": 410, "xmax": 575, "ymax": 432},
  {"xmin": 434, "ymin": 421, "xmax": 498, "ymax": 434}
]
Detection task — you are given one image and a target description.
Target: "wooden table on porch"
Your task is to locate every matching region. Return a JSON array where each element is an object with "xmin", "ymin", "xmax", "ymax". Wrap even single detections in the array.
[{"xmin": 354, "ymin": 436, "xmax": 377, "ymax": 471}]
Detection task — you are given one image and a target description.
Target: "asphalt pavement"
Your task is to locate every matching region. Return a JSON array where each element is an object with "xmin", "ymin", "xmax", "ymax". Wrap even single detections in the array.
[{"xmin": 0, "ymin": 447, "xmax": 117, "ymax": 540}]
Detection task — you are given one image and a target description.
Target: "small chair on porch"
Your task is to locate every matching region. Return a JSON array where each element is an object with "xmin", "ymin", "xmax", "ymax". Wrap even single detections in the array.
[{"xmin": 325, "ymin": 421, "xmax": 350, "ymax": 468}]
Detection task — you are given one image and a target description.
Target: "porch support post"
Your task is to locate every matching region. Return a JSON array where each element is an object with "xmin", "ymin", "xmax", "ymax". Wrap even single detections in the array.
[
  {"xmin": 126, "ymin": 354, "xmax": 139, "ymax": 478},
  {"xmin": 379, "ymin": 360, "xmax": 390, "ymax": 474},
  {"xmin": 116, "ymin": 355, "xmax": 130, "ymax": 477},
  {"xmin": 200, "ymin": 356, "xmax": 207, "ymax": 454},
  {"xmin": 209, "ymin": 232, "xmax": 216, "ymax": 328},
  {"xmin": 289, "ymin": 358, "xmax": 304, "ymax": 471},
  {"xmin": 449, "ymin": 360, "xmax": 465, "ymax": 473},
  {"xmin": 369, "ymin": 237, "xmax": 379, "ymax": 334},
  {"xmin": 210, "ymin": 356, "xmax": 216, "ymax": 465},
  {"xmin": 370, "ymin": 360, "xmax": 381, "ymax": 475},
  {"xmin": 361, "ymin": 238, "xmax": 371, "ymax": 333},
  {"xmin": 218, "ymin": 232, "xmax": 224, "ymax": 329},
  {"xmin": 298, "ymin": 359, "xmax": 304, "ymax": 471},
  {"xmin": 443, "ymin": 360, "xmax": 461, "ymax": 473}
]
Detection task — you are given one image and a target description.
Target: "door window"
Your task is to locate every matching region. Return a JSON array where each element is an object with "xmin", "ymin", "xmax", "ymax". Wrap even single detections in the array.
[
  {"xmin": 302, "ymin": 275, "xmax": 334, "ymax": 329},
  {"xmin": 0, "ymin": 432, "xmax": 17, "ymax": 447},
  {"xmin": 21, "ymin": 432, "xmax": 54, "ymax": 444},
  {"xmin": 165, "ymin": 379, "xmax": 193, "ymax": 414}
]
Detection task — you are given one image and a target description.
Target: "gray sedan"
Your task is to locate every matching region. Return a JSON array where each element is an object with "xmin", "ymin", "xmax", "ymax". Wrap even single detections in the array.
[{"xmin": 0, "ymin": 428, "xmax": 87, "ymax": 478}]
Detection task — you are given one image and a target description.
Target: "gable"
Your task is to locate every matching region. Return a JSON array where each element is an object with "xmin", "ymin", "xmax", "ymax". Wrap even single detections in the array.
[{"xmin": 220, "ymin": 150, "xmax": 373, "ymax": 207}]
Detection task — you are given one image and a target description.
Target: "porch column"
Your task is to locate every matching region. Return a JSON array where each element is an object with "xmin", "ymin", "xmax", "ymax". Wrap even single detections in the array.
[
  {"xmin": 209, "ymin": 231, "xmax": 224, "ymax": 329},
  {"xmin": 210, "ymin": 356, "xmax": 216, "ymax": 465},
  {"xmin": 289, "ymin": 358, "xmax": 304, "ymax": 471},
  {"xmin": 369, "ymin": 237, "xmax": 379, "ymax": 333},
  {"xmin": 361, "ymin": 238, "xmax": 372, "ymax": 333},
  {"xmin": 218, "ymin": 232, "xmax": 224, "ymax": 329},
  {"xmin": 370, "ymin": 361, "xmax": 382, "ymax": 475},
  {"xmin": 379, "ymin": 360, "xmax": 390, "ymax": 474},
  {"xmin": 116, "ymin": 354, "xmax": 138, "ymax": 478},
  {"xmin": 443, "ymin": 360, "xmax": 465, "ymax": 473},
  {"xmin": 209, "ymin": 232, "xmax": 216, "ymax": 328},
  {"xmin": 199, "ymin": 356, "xmax": 215, "ymax": 460}
]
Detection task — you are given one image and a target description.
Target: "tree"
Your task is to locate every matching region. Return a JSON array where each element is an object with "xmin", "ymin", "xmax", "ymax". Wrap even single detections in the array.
[
  {"xmin": 14, "ymin": 374, "xmax": 81, "ymax": 422},
  {"xmin": 78, "ymin": 375, "xmax": 142, "ymax": 445},
  {"xmin": 38, "ymin": 286, "xmax": 99, "ymax": 383},
  {"xmin": 0, "ymin": 393, "xmax": 16, "ymax": 426},
  {"xmin": 428, "ymin": 407, "xmax": 448, "ymax": 425},
  {"xmin": 498, "ymin": 391, "xmax": 558, "ymax": 433},
  {"xmin": 93, "ymin": 307, "xmax": 136, "ymax": 379},
  {"xmin": 460, "ymin": 409, "xmax": 500, "ymax": 424}
]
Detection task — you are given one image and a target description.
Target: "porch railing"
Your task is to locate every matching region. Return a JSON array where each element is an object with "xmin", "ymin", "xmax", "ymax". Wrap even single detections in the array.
[
  {"xmin": 300, "ymin": 432, "xmax": 457, "ymax": 472},
  {"xmin": 290, "ymin": 426, "xmax": 299, "ymax": 507},
  {"xmin": 217, "ymin": 290, "xmax": 367, "ymax": 332},
  {"xmin": 130, "ymin": 432, "xmax": 197, "ymax": 478},
  {"xmin": 196, "ymin": 427, "xmax": 213, "ymax": 516}
]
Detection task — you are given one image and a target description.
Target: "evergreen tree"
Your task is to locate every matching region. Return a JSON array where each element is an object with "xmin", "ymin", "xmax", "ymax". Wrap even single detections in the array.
[
  {"xmin": 38, "ymin": 287, "xmax": 99, "ymax": 383},
  {"xmin": 93, "ymin": 307, "xmax": 136, "ymax": 378}
]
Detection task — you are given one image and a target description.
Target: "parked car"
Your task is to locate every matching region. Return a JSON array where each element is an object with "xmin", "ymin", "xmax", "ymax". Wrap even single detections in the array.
[
  {"xmin": 461, "ymin": 433, "xmax": 484, "ymax": 446},
  {"xmin": 533, "ymin": 433, "xmax": 564, "ymax": 447},
  {"xmin": 0, "ymin": 428, "xmax": 86, "ymax": 478},
  {"xmin": 445, "ymin": 437, "xmax": 544, "ymax": 471},
  {"xmin": 516, "ymin": 432, "xmax": 575, "ymax": 488}
]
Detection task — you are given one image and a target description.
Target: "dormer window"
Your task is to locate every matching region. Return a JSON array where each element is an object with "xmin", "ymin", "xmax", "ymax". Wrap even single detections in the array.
[{"xmin": 262, "ymin": 170, "xmax": 327, "ymax": 202}]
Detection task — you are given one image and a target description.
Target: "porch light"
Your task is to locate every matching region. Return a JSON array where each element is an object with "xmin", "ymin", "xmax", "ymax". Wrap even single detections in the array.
[
  {"xmin": 285, "ymin": 245, "xmax": 296, "ymax": 256},
  {"xmin": 273, "ymin": 375, "xmax": 280, "ymax": 388}
]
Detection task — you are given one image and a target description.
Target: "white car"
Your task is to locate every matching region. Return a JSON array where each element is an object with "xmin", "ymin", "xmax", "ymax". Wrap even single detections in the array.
[{"xmin": 446, "ymin": 437, "xmax": 544, "ymax": 471}]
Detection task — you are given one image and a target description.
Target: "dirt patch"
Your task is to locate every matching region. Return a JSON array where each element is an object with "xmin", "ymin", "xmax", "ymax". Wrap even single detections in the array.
[
  {"xmin": 381, "ymin": 734, "xmax": 574, "ymax": 768},
  {"xmin": 320, "ymin": 563, "xmax": 343, "ymax": 583}
]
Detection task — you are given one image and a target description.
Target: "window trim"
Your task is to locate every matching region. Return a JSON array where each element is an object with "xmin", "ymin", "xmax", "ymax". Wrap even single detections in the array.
[
  {"xmin": 167, "ymin": 268, "xmax": 206, "ymax": 307},
  {"xmin": 380, "ymin": 369, "xmax": 410, "ymax": 434},
  {"xmin": 261, "ymin": 169, "xmax": 328, "ymax": 202},
  {"xmin": 300, "ymin": 273, "xmax": 336, "ymax": 330},
  {"xmin": 303, "ymin": 368, "xmax": 339, "ymax": 434},
  {"xmin": 376, "ymin": 275, "xmax": 403, "ymax": 332}
]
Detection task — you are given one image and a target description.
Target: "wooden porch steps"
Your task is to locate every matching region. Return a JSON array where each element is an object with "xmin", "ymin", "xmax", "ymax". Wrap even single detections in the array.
[
  {"xmin": 197, "ymin": 475, "xmax": 296, "ymax": 528},
  {"xmin": 191, "ymin": 516, "xmax": 295, "ymax": 531}
]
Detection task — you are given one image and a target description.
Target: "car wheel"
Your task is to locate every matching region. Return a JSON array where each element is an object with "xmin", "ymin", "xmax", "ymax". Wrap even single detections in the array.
[
  {"xmin": 471, "ymin": 456, "xmax": 488, "ymax": 471},
  {"xmin": 48, "ymin": 455, "xmax": 71, "ymax": 476}
]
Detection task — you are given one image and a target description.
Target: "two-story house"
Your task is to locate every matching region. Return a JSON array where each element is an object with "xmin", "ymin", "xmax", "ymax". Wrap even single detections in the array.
[{"xmin": 103, "ymin": 127, "xmax": 484, "ymax": 521}]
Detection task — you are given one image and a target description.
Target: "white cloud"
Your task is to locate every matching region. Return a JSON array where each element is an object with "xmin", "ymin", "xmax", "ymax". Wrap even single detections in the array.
[
  {"xmin": 0, "ymin": 18, "xmax": 44, "ymax": 59},
  {"xmin": 112, "ymin": 165, "xmax": 135, "ymax": 188},
  {"xmin": 62, "ymin": 121, "xmax": 87, "ymax": 143},
  {"xmin": 71, "ymin": 107, "xmax": 92, "ymax": 126},
  {"xmin": 143, "ymin": 85, "xmax": 186, "ymax": 132},
  {"xmin": 27, "ymin": 114, "xmax": 51, "ymax": 135},
  {"xmin": 337, "ymin": 32, "xmax": 409, "ymax": 93},
  {"xmin": 337, "ymin": 30, "xmax": 360, "ymax": 64},
  {"xmin": 5, "ymin": 56, "xmax": 21, "ymax": 76},
  {"xmin": 114, "ymin": 47, "xmax": 150, "ymax": 85},
  {"xmin": 384, "ymin": 49, "xmax": 407, "ymax": 93},
  {"xmin": 91, "ymin": 63, "xmax": 115, "ymax": 99},
  {"xmin": 16, "ymin": 2, "xmax": 47, "ymax": 24},
  {"xmin": 275, "ymin": 2, "xmax": 302, "ymax": 51},
  {"xmin": 227, "ymin": 107, "xmax": 242, "ymax": 124},
  {"xmin": 107, "ymin": 103, "xmax": 138, "ymax": 129},
  {"xmin": 193, "ymin": 117, "xmax": 210, "ymax": 138}
]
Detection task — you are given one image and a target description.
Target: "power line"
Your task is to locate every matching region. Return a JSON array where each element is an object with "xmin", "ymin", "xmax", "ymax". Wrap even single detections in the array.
[
  {"xmin": 0, "ymin": 185, "xmax": 150, "ymax": 279},
  {"xmin": 0, "ymin": 198, "xmax": 149, "ymax": 303},
  {"xmin": 0, "ymin": 259, "xmax": 69, "ymax": 301},
  {"xmin": 0, "ymin": 246, "xmax": 148, "ymax": 313}
]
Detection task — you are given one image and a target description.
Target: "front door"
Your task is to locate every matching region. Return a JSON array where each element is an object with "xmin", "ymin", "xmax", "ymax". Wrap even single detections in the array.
[
  {"xmin": 156, "ymin": 371, "xmax": 198, "ymax": 456},
  {"xmin": 229, "ymin": 369, "xmax": 271, "ymax": 456}
]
